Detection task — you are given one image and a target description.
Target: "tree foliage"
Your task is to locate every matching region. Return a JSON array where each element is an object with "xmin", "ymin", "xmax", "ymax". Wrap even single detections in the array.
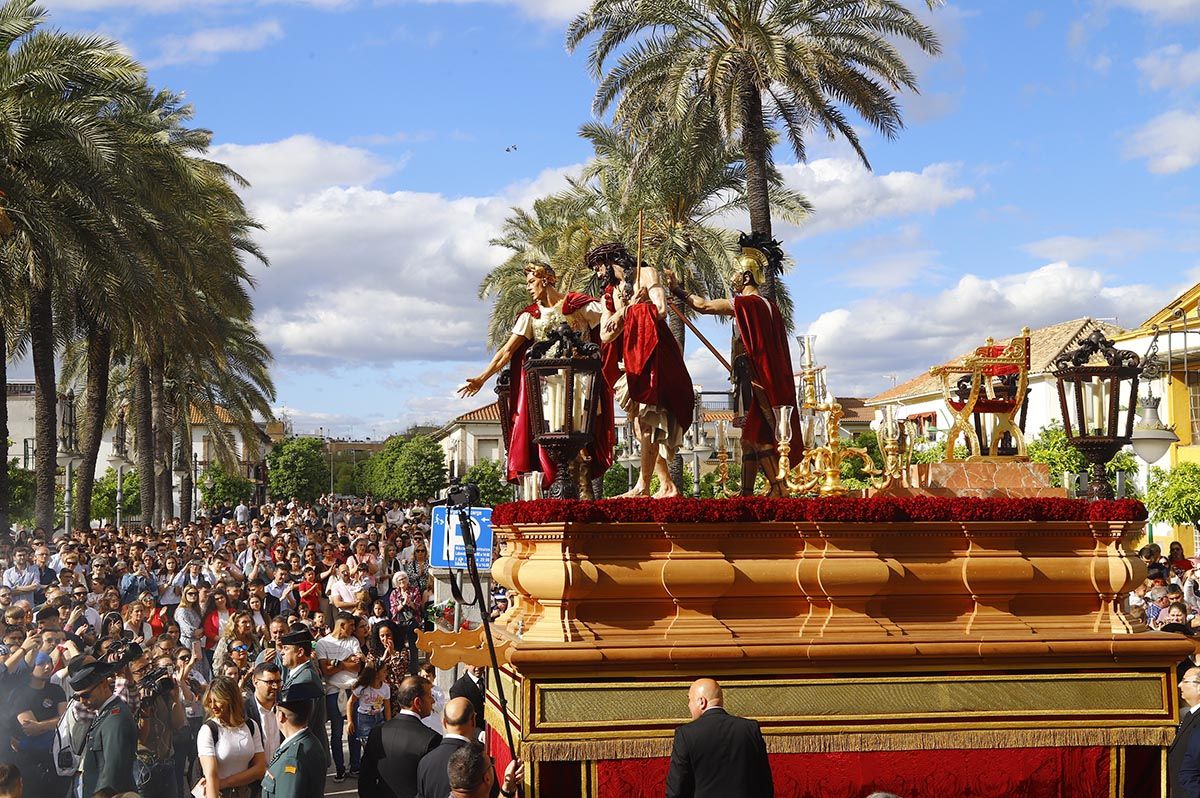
[
  {"xmin": 91, "ymin": 467, "xmax": 140, "ymax": 520},
  {"xmin": 199, "ymin": 462, "xmax": 255, "ymax": 508},
  {"xmin": 5, "ymin": 459, "xmax": 35, "ymax": 527},
  {"xmin": 1147, "ymin": 464, "xmax": 1200, "ymax": 528},
  {"xmin": 266, "ymin": 437, "xmax": 327, "ymax": 504},
  {"xmin": 463, "ymin": 459, "xmax": 511, "ymax": 507},
  {"xmin": 393, "ymin": 436, "xmax": 448, "ymax": 503}
]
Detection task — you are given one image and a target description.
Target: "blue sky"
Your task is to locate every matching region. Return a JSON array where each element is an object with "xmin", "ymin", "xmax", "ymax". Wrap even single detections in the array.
[{"xmin": 29, "ymin": 0, "xmax": 1200, "ymax": 437}]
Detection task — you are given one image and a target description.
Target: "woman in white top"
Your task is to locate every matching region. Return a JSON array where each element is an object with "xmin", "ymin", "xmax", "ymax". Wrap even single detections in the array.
[{"xmin": 196, "ymin": 676, "xmax": 265, "ymax": 798}]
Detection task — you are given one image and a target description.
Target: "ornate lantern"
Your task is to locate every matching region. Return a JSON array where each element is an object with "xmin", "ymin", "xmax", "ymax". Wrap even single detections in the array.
[
  {"xmin": 1052, "ymin": 331, "xmax": 1141, "ymax": 500},
  {"xmin": 112, "ymin": 410, "xmax": 128, "ymax": 460},
  {"xmin": 57, "ymin": 390, "xmax": 77, "ymax": 453},
  {"xmin": 523, "ymin": 322, "xmax": 601, "ymax": 499}
]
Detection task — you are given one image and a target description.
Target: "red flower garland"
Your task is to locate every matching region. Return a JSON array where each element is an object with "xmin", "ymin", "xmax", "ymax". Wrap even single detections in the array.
[{"xmin": 489, "ymin": 496, "xmax": 1147, "ymax": 525}]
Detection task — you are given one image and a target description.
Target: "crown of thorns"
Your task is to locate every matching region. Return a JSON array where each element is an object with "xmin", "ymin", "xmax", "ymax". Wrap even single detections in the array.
[{"xmin": 585, "ymin": 242, "xmax": 633, "ymax": 268}]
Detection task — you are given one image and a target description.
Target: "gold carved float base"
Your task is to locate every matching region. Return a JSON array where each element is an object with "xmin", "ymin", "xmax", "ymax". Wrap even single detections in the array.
[{"xmin": 481, "ymin": 510, "xmax": 1190, "ymax": 796}]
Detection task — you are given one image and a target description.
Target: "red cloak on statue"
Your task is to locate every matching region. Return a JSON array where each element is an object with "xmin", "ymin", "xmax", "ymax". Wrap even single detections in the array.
[
  {"xmin": 504, "ymin": 292, "xmax": 615, "ymax": 487},
  {"xmin": 622, "ymin": 302, "xmax": 694, "ymax": 435},
  {"xmin": 733, "ymin": 293, "xmax": 798, "ymax": 447}
]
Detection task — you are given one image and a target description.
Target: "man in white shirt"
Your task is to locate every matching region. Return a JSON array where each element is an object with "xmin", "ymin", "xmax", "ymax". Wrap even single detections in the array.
[
  {"xmin": 266, "ymin": 568, "xmax": 297, "ymax": 616},
  {"xmin": 315, "ymin": 612, "xmax": 362, "ymax": 781},
  {"xmin": 248, "ymin": 662, "xmax": 283, "ymax": 761},
  {"xmin": 2, "ymin": 547, "xmax": 40, "ymax": 600},
  {"xmin": 235, "ymin": 501, "xmax": 250, "ymax": 526}
]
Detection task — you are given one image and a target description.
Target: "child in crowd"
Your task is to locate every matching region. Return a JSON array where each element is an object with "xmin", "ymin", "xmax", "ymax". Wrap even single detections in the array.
[{"xmin": 347, "ymin": 663, "xmax": 392, "ymax": 755}]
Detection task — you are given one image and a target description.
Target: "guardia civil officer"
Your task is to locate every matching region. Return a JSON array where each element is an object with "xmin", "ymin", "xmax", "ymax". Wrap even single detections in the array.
[
  {"xmin": 278, "ymin": 625, "xmax": 329, "ymax": 767},
  {"xmin": 262, "ymin": 680, "xmax": 326, "ymax": 798},
  {"xmin": 69, "ymin": 657, "xmax": 137, "ymax": 798}
]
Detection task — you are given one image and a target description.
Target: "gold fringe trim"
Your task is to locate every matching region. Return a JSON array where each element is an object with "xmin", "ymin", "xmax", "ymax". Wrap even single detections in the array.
[{"xmin": 522, "ymin": 726, "xmax": 1174, "ymax": 762}]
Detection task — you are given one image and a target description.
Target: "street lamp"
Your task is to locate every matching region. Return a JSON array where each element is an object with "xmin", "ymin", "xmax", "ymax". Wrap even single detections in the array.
[
  {"xmin": 57, "ymin": 391, "xmax": 78, "ymax": 531},
  {"xmin": 1052, "ymin": 331, "xmax": 1141, "ymax": 500},
  {"xmin": 524, "ymin": 323, "xmax": 601, "ymax": 499},
  {"xmin": 192, "ymin": 453, "xmax": 200, "ymax": 521},
  {"xmin": 108, "ymin": 410, "xmax": 129, "ymax": 529},
  {"xmin": 685, "ymin": 390, "xmax": 713, "ymax": 498},
  {"xmin": 1129, "ymin": 342, "xmax": 1180, "ymax": 465}
]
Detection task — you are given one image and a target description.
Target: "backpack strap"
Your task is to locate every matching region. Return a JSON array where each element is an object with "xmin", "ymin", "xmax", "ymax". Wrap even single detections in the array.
[{"xmin": 204, "ymin": 719, "xmax": 220, "ymax": 749}]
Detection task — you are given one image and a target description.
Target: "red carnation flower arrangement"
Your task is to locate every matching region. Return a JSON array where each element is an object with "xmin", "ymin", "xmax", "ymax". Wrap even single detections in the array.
[{"xmin": 490, "ymin": 496, "xmax": 1147, "ymax": 525}]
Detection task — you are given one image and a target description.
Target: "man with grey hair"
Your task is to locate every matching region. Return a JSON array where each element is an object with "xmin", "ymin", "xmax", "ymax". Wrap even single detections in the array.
[{"xmin": 1148, "ymin": 586, "xmax": 1172, "ymax": 627}]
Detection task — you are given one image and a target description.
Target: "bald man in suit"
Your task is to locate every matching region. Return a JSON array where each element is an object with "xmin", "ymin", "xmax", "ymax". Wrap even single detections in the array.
[{"xmin": 665, "ymin": 678, "xmax": 773, "ymax": 798}]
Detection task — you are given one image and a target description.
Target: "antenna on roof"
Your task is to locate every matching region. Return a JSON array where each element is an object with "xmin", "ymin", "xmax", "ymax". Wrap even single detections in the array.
[{"xmin": 885, "ymin": 373, "xmax": 899, "ymax": 388}]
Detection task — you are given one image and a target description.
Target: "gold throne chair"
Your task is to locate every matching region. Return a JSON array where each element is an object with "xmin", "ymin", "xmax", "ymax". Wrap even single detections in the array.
[{"xmin": 930, "ymin": 327, "xmax": 1031, "ymax": 461}]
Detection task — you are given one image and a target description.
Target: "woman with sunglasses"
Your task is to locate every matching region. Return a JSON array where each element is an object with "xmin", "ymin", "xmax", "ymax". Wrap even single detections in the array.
[
  {"xmin": 176, "ymin": 588, "xmax": 204, "ymax": 651},
  {"xmin": 212, "ymin": 612, "xmax": 258, "ymax": 675}
]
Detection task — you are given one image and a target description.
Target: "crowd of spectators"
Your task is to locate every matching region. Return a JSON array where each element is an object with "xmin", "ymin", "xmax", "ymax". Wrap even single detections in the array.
[{"xmin": 0, "ymin": 494, "xmax": 507, "ymax": 797}]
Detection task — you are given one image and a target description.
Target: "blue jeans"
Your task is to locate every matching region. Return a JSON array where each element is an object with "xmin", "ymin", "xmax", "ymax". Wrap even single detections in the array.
[{"xmin": 354, "ymin": 711, "xmax": 384, "ymax": 746}]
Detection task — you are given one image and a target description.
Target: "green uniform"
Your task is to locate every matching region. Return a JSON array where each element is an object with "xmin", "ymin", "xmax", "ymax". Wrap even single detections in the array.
[
  {"xmin": 78, "ymin": 695, "xmax": 137, "ymax": 798},
  {"xmin": 281, "ymin": 659, "xmax": 328, "ymax": 767},
  {"xmin": 261, "ymin": 728, "xmax": 326, "ymax": 798}
]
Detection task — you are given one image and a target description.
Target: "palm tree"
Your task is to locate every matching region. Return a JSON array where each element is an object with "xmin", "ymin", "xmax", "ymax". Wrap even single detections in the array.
[
  {"xmin": 482, "ymin": 109, "xmax": 807, "ymax": 352},
  {"xmin": 0, "ymin": 0, "xmax": 144, "ymax": 530},
  {"xmin": 566, "ymin": 0, "xmax": 941, "ymax": 299}
]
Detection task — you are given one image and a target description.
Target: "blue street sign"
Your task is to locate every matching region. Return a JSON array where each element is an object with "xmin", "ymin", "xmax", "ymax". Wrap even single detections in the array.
[{"xmin": 430, "ymin": 505, "xmax": 494, "ymax": 570}]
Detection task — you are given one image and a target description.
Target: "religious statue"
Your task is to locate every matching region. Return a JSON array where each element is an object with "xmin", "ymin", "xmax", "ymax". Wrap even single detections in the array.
[
  {"xmin": 670, "ymin": 234, "xmax": 798, "ymax": 496},
  {"xmin": 458, "ymin": 261, "xmax": 615, "ymax": 491},
  {"xmin": 588, "ymin": 242, "xmax": 694, "ymax": 498}
]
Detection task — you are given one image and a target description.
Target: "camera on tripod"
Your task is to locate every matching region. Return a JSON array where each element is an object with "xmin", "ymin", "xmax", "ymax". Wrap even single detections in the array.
[{"xmin": 447, "ymin": 481, "xmax": 480, "ymax": 509}]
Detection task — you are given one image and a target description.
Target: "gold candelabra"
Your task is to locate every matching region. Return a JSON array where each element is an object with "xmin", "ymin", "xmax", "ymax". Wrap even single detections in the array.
[
  {"xmin": 776, "ymin": 362, "xmax": 878, "ymax": 497},
  {"xmin": 712, "ymin": 420, "xmax": 736, "ymax": 498},
  {"xmin": 870, "ymin": 408, "xmax": 916, "ymax": 492}
]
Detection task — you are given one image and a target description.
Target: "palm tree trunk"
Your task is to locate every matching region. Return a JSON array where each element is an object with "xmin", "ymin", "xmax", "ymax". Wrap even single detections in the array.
[
  {"xmin": 0, "ymin": 316, "xmax": 9, "ymax": 543},
  {"xmin": 73, "ymin": 328, "xmax": 111, "ymax": 531},
  {"xmin": 30, "ymin": 276, "xmax": 57, "ymax": 533},
  {"xmin": 740, "ymin": 77, "xmax": 776, "ymax": 300},
  {"xmin": 134, "ymin": 360, "xmax": 154, "ymax": 525}
]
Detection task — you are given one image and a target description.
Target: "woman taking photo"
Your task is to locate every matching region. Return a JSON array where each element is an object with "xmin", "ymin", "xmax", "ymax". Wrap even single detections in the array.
[
  {"xmin": 196, "ymin": 677, "xmax": 265, "ymax": 798},
  {"xmin": 365, "ymin": 620, "xmax": 408, "ymax": 706}
]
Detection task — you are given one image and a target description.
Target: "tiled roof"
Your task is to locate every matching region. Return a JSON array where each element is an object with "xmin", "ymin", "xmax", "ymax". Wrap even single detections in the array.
[
  {"xmin": 837, "ymin": 397, "xmax": 873, "ymax": 423},
  {"xmin": 453, "ymin": 402, "xmax": 501, "ymax": 424},
  {"xmin": 189, "ymin": 406, "xmax": 237, "ymax": 426},
  {"xmin": 866, "ymin": 317, "xmax": 1128, "ymax": 405}
]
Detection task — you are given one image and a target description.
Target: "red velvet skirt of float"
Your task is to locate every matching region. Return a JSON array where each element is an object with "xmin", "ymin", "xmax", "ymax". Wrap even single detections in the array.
[{"xmin": 595, "ymin": 747, "xmax": 1123, "ymax": 798}]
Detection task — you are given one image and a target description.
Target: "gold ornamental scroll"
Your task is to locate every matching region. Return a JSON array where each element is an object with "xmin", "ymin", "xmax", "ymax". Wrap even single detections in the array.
[{"xmin": 417, "ymin": 626, "xmax": 512, "ymax": 670}]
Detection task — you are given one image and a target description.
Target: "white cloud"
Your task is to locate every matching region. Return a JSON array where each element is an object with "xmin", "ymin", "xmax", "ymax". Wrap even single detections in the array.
[
  {"xmin": 778, "ymin": 159, "xmax": 974, "ymax": 236},
  {"xmin": 1021, "ymin": 229, "xmax": 1157, "ymax": 263},
  {"xmin": 151, "ymin": 19, "xmax": 284, "ymax": 67},
  {"xmin": 54, "ymin": 0, "xmax": 349, "ymax": 10},
  {"xmin": 403, "ymin": 0, "xmax": 588, "ymax": 22},
  {"xmin": 211, "ymin": 135, "xmax": 395, "ymax": 203},
  {"xmin": 804, "ymin": 262, "xmax": 1178, "ymax": 398},
  {"xmin": 1125, "ymin": 109, "xmax": 1200, "ymax": 174},
  {"xmin": 1136, "ymin": 44, "xmax": 1200, "ymax": 90},
  {"xmin": 214, "ymin": 134, "xmax": 582, "ymax": 367},
  {"xmin": 1108, "ymin": 0, "xmax": 1200, "ymax": 22}
]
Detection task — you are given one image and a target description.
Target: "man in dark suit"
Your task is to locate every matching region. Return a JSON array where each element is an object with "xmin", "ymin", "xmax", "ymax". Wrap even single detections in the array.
[
  {"xmin": 1173, "ymin": 666, "xmax": 1200, "ymax": 796},
  {"xmin": 665, "ymin": 678, "xmax": 773, "ymax": 798},
  {"xmin": 416, "ymin": 697, "xmax": 501, "ymax": 798},
  {"xmin": 360, "ymin": 674, "xmax": 441, "ymax": 798},
  {"xmin": 450, "ymin": 665, "xmax": 487, "ymax": 731}
]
